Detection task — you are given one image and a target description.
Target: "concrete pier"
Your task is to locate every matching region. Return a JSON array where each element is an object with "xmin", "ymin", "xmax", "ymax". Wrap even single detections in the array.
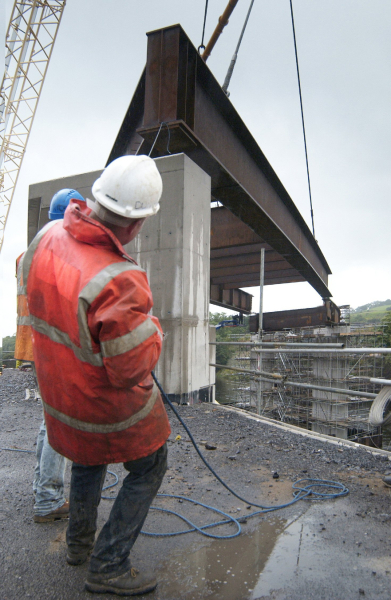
[{"xmin": 126, "ymin": 153, "xmax": 212, "ymax": 404}]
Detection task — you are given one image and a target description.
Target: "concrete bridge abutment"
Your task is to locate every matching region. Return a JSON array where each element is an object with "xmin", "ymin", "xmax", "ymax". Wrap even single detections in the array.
[{"xmin": 125, "ymin": 153, "xmax": 213, "ymax": 404}]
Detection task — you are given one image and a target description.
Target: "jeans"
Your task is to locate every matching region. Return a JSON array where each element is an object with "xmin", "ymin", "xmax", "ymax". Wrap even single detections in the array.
[
  {"xmin": 67, "ymin": 443, "xmax": 167, "ymax": 576},
  {"xmin": 33, "ymin": 420, "xmax": 67, "ymax": 516}
]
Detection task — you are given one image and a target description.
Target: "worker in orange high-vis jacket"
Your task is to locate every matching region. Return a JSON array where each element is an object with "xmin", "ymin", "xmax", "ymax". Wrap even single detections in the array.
[
  {"xmin": 17, "ymin": 189, "xmax": 86, "ymax": 524},
  {"xmin": 24, "ymin": 155, "xmax": 171, "ymax": 597},
  {"xmin": 15, "ymin": 254, "xmax": 34, "ymax": 365}
]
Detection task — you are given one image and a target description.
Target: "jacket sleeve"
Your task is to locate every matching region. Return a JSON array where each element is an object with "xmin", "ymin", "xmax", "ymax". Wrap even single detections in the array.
[{"xmin": 87, "ymin": 269, "xmax": 163, "ymax": 389}]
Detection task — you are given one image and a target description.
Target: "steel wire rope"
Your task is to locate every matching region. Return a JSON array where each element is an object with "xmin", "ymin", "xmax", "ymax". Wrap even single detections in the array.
[
  {"xmin": 198, "ymin": 0, "xmax": 209, "ymax": 53},
  {"xmin": 146, "ymin": 122, "xmax": 171, "ymax": 157},
  {"xmin": 289, "ymin": 0, "xmax": 316, "ymax": 238}
]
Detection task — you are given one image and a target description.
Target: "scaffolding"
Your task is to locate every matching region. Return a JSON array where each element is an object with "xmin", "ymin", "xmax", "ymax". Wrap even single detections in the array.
[{"xmin": 214, "ymin": 321, "xmax": 388, "ymax": 448}]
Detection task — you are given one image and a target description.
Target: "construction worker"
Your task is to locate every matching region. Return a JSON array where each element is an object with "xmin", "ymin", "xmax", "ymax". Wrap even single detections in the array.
[
  {"xmin": 16, "ymin": 188, "xmax": 85, "ymax": 523},
  {"xmin": 23, "ymin": 155, "xmax": 171, "ymax": 596}
]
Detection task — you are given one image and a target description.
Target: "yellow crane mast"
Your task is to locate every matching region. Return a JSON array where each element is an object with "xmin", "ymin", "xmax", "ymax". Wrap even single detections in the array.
[{"xmin": 0, "ymin": 0, "xmax": 66, "ymax": 253}]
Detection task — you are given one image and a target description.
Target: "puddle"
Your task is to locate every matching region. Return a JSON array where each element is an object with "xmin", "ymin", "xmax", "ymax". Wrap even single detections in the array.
[
  {"xmin": 249, "ymin": 510, "xmax": 358, "ymax": 598},
  {"xmin": 158, "ymin": 516, "xmax": 289, "ymax": 600},
  {"xmin": 250, "ymin": 518, "xmax": 305, "ymax": 598}
]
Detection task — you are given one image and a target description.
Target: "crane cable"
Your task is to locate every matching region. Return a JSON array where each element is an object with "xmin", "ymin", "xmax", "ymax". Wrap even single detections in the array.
[
  {"xmin": 289, "ymin": 0, "xmax": 316, "ymax": 239},
  {"xmin": 198, "ymin": 0, "xmax": 209, "ymax": 53},
  {"xmin": 222, "ymin": 0, "xmax": 255, "ymax": 95}
]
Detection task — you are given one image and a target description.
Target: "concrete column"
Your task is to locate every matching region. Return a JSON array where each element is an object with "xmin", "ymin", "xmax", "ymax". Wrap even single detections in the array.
[{"xmin": 125, "ymin": 153, "xmax": 212, "ymax": 404}]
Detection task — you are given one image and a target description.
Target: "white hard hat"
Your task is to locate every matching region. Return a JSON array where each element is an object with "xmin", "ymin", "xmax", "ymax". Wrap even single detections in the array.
[{"xmin": 91, "ymin": 155, "xmax": 162, "ymax": 220}]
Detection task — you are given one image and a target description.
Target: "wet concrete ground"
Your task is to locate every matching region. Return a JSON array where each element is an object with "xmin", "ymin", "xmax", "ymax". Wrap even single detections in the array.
[{"xmin": 2, "ymin": 369, "xmax": 391, "ymax": 599}]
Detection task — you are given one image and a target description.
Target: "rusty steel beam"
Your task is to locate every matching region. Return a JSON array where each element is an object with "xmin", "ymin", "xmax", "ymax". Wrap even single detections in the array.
[
  {"xmin": 211, "ymin": 206, "xmax": 261, "ymax": 248},
  {"xmin": 211, "ymin": 250, "xmax": 284, "ymax": 269},
  {"xmin": 211, "ymin": 259, "xmax": 294, "ymax": 279},
  {"xmin": 108, "ymin": 25, "xmax": 332, "ymax": 299},
  {"xmin": 210, "ymin": 206, "xmax": 307, "ymax": 288},
  {"xmin": 212, "ymin": 268, "xmax": 305, "ymax": 286},
  {"xmin": 249, "ymin": 301, "xmax": 341, "ymax": 332},
  {"xmin": 210, "ymin": 285, "xmax": 253, "ymax": 314},
  {"xmin": 210, "ymin": 243, "xmax": 273, "ymax": 258}
]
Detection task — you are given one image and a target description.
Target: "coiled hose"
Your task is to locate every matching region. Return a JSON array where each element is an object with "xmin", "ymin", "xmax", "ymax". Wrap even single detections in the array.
[{"xmin": 368, "ymin": 385, "xmax": 391, "ymax": 426}]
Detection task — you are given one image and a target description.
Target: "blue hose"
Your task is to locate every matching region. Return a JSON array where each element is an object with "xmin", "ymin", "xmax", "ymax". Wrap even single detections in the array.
[
  {"xmin": 3, "ymin": 373, "xmax": 349, "ymax": 540},
  {"xmin": 140, "ymin": 373, "xmax": 348, "ymax": 539}
]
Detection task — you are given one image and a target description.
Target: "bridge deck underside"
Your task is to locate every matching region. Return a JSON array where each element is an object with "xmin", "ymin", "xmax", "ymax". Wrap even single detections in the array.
[{"xmin": 211, "ymin": 206, "xmax": 305, "ymax": 289}]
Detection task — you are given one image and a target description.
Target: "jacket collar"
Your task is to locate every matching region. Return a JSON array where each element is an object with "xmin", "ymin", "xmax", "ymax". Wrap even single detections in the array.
[{"xmin": 63, "ymin": 199, "xmax": 136, "ymax": 263}]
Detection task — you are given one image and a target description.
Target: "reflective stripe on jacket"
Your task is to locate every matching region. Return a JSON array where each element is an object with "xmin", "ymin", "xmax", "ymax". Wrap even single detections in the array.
[
  {"xmin": 14, "ymin": 253, "xmax": 34, "ymax": 362},
  {"xmin": 24, "ymin": 200, "xmax": 171, "ymax": 465}
]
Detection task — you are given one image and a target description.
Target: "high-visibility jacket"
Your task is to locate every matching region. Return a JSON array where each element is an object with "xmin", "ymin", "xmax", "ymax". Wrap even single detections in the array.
[
  {"xmin": 23, "ymin": 199, "xmax": 170, "ymax": 465},
  {"xmin": 14, "ymin": 253, "xmax": 34, "ymax": 362}
]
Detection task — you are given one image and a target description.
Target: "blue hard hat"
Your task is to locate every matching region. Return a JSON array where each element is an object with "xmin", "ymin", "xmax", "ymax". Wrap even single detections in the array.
[{"xmin": 49, "ymin": 188, "xmax": 85, "ymax": 220}]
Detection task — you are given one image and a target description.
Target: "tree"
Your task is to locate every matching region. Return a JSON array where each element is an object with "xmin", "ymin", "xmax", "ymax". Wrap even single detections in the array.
[
  {"xmin": 383, "ymin": 312, "xmax": 391, "ymax": 347},
  {"xmin": 1, "ymin": 334, "xmax": 17, "ymax": 366},
  {"xmin": 382, "ymin": 312, "xmax": 391, "ymax": 378},
  {"xmin": 209, "ymin": 312, "xmax": 249, "ymax": 366}
]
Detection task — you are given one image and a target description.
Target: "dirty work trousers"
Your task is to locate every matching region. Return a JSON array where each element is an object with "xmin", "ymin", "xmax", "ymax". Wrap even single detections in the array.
[
  {"xmin": 31, "ymin": 363, "xmax": 67, "ymax": 517},
  {"xmin": 66, "ymin": 443, "xmax": 167, "ymax": 575},
  {"xmin": 33, "ymin": 421, "xmax": 67, "ymax": 516}
]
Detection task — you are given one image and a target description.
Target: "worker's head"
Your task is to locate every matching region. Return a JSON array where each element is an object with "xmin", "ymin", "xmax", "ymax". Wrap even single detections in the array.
[
  {"xmin": 87, "ymin": 155, "xmax": 162, "ymax": 245},
  {"xmin": 49, "ymin": 189, "xmax": 85, "ymax": 220}
]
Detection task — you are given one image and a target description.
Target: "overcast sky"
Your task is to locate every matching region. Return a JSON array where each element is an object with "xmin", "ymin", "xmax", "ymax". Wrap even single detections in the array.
[{"xmin": 1, "ymin": 0, "xmax": 390, "ymax": 339}]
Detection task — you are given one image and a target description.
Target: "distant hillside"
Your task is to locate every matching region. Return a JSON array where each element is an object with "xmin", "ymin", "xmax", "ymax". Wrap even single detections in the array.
[{"xmin": 350, "ymin": 300, "xmax": 391, "ymax": 324}]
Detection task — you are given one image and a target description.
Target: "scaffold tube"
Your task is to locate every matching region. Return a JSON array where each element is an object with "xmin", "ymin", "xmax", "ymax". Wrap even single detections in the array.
[
  {"xmin": 209, "ymin": 341, "xmax": 345, "ymax": 348},
  {"xmin": 209, "ymin": 363, "xmax": 377, "ymax": 399},
  {"xmin": 252, "ymin": 348, "xmax": 391, "ymax": 355}
]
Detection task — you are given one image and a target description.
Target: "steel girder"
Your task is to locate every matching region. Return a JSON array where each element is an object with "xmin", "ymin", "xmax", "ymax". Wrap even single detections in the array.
[{"xmin": 108, "ymin": 25, "xmax": 332, "ymax": 305}]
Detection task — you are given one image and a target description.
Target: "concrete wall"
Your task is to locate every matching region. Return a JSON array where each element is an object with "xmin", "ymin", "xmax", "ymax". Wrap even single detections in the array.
[
  {"xmin": 125, "ymin": 153, "xmax": 212, "ymax": 404},
  {"xmin": 28, "ymin": 170, "xmax": 102, "ymax": 244}
]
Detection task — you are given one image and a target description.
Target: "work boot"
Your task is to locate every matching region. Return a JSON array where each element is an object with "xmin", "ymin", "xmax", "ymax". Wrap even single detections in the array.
[
  {"xmin": 34, "ymin": 500, "xmax": 69, "ymax": 523},
  {"xmin": 85, "ymin": 567, "xmax": 157, "ymax": 596}
]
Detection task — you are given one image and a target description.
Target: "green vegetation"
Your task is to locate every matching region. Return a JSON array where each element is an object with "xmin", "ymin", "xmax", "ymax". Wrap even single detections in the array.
[
  {"xmin": 382, "ymin": 312, "xmax": 391, "ymax": 378},
  {"xmin": 209, "ymin": 312, "xmax": 249, "ymax": 367},
  {"xmin": 0, "ymin": 334, "xmax": 16, "ymax": 366},
  {"xmin": 383, "ymin": 311, "xmax": 391, "ymax": 347},
  {"xmin": 350, "ymin": 300, "xmax": 391, "ymax": 324}
]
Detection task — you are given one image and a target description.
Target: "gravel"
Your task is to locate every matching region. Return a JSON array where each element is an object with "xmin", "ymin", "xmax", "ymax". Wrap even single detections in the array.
[{"xmin": 2, "ymin": 369, "xmax": 391, "ymax": 600}]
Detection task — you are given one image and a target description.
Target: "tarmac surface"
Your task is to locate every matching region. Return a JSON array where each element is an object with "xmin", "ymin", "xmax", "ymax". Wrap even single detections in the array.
[{"xmin": 2, "ymin": 368, "xmax": 391, "ymax": 600}]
